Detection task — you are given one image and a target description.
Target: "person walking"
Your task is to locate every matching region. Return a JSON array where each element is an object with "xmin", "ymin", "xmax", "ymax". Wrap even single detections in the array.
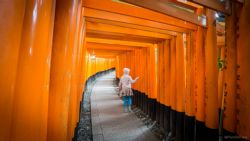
[{"xmin": 119, "ymin": 68, "xmax": 139, "ymax": 112}]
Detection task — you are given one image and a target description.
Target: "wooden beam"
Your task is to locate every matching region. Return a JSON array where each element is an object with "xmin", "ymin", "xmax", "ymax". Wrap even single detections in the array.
[
  {"xmin": 87, "ymin": 49, "xmax": 124, "ymax": 55},
  {"xmin": 164, "ymin": 0, "xmax": 200, "ymax": 10},
  {"xmin": 89, "ymin": 54, "xmax": 119, "ymax": 58},
  {"xmin": 120, "ymin": 0, "xmax": 203, "ymax": 26},
  {"xmin": 86, "ymin": 17, "xmax": 177, "ymax": 36},
  {"xmin": 86, "ymin": 22, "xmax": 172, "ymax": 39},
  {"xmin": 84, "ymin": 8, "xmax": 193, "ymax": 33},
  {"xmin": 86, "ymin": 42, "xmax": 135, "ymax": 51},
  {"xmin": 167, "ymin": 0, "xmax": 203, "ymax": 9},
  {"xmin": 187, "ymin": 0, "xmax": 231, "ymax": 15},
  {"xmin": 83, "ymin": 0, "xmax": 197, "ymax": 30},
  {"xmin": 86, "ymin": 38, "xmax": 153, "ymax": 48},
  {"xmin": 86, "ymin": 31, "xmax": 164, "ymax": 43},
  {"xmin": 87, "ymin": 49, "xmax": 125, "ymax": 57}
]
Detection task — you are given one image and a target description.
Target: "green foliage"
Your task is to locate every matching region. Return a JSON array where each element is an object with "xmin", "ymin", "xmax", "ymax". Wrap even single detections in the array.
[{"xmin": 218, "ymin": 58, "xmax": 225, "ymax": 71}]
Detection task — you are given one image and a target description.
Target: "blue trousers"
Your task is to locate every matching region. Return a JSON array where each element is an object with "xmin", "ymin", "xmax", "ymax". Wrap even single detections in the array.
[{"xmin": 123, "ymin": 96, "xmax": 132, "ymax": 108}]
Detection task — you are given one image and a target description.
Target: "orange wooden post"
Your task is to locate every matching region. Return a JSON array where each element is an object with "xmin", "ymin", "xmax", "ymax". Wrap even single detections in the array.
[
  {"xmin": 67, "ymin": 2, "xmax": 83, "ymax": 140},
  {"xmin": 176, "ymin": 33, "xmax": 185, "ymax": 113},
  {"xmin": 222, "ymin": 3, "xmax": 237, "ymax": 135},
  {"xmin": 175, "ymin": 33, "xmax": 185, "ymax": 141},
  {"xmin": 184, "ymin": 32, "xmax": 196, "ymax": 141},
  {"xmin": 139, "ymin": 49, "xmax": 143, "ymax": 92},
  {"xmin": 147, "ymin": 48, "xmax": 152, "ymax": 98},
  {"xmin": 134, "ymin": 49, "xmax": 139, "ymax": 90},
  {"xmin": 185, "ymin": 33, "xmax": 195, "ymax": 117},
  {"xmin": 119, "ymin": 54, "xmax": 122, "ymax": 78},
  {"xmin": 158, "ymin": 42, "xmax": 164, "ymax": 126},
  {"xmin": 9, "ymin": 1, "xmax": 56, "ymax": 141},
  {"xmin": 194, "ymin": 27, "xmax": 205, "ymax": 140},
  {"xmin": 155, "ymin": 45, "xmax": 160, "ymax": 123},
  {"xmin": 162, "ymin": 40, "xmax": 171, "ymax": 134},
  {"xmin": 163, "ymin": 40, "xmax": 171, "ymax": 108},
  {"xmin": 146, "ymin": 47, "xmax": 151, "ymax": 98},
  {"xmin": 236, "ymin": 0, "xmax": 250, "ymax": 138},
  {"xmin": 116, "ymin": 56, "xmax": 120, "ymax": 77},
  {"xmin": 143, "ymin": 48, "xmax": 148, "ymax": 94},
  {"xmin": 131, "ymin": 50, "xmax": 136, "ymax": 80},
  {"xmin": 195, "ymin": 26, "xmax": 206, "ymax": 125},
  {"xmin": 77, "ymin": 19, "xmax": 86, "ymax": 115},
  {"xmin": 0, "ymin": 1, "xmax": 26, "ymax": 140},
  {"xmin": 170, "ymin": 37, "xmax": 176, "ymax": 109},
  {"xmin": 87, "ymin": 53, "xmax": 91, "ymax": 78},
  {"xmin": 47, "ymin": 0, "xmax": 80, "ymax": 141},
  {"xmin": 153, "ymin": 45, "xmax": 158, "ymax": 100},
  {"xmin": 158, "ymin": 43, "xmax": 163, "ymax": 105},
  {"xmin": 204, "ymin": 9, "xmax": 219, "ymax": 137},
  {"xmin": 149, "ymin": 45, "xmax": 157, "ymax": 99},
  {"xmin": 170, "ymin": 37, "xmax": 177, "ymax": 138}
]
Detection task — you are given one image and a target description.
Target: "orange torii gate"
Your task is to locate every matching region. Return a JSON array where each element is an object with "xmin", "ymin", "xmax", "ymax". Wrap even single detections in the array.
[{"xmin": 0, "ymin": 0, "xmax": 250, "ymax": 141}]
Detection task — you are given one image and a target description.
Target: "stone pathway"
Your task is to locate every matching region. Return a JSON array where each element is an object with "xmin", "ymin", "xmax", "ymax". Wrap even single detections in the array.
[{"xmin": 91, "ymin": 72, "xmax": 159, "ymax": 141}]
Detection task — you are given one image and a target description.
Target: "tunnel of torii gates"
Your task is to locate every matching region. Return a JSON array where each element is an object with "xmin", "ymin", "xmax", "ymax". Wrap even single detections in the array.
[{"xmin": 0, "ymin": 0, "xmax": 250, "ymax": 141}]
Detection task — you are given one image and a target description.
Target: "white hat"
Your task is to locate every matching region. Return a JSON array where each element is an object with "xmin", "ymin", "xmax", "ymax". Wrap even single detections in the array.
[{"xmin": 123, "ymin": 68, "xmax": 130, "ymax": 74}]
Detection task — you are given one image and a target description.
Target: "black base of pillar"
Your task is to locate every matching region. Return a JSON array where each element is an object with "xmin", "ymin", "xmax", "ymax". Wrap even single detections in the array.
[
  {"xmin": 151, "ymin": 99, "xmax": 157, "ymax": 121},
  {"xmin": 184, "ymin": 115, "xmax": 195, "ymax": 141},
  {"xmin": 132, "ymin": 89, "xmax": 137, "ymax": 106},
  {"xmin": 136, "ymin": 90, "xmax": 140, "ymax": 107},
  {"xmin": 147, "ymin": 97, "xmax": 151, "ymax": 116},
  {"xmin": 170, "ymin": 109, "xmax": 176, "ymax": 138},
  {"xmin": 195, "ymin": 120, "xmax": 206, "ymax": 141},
  {"xmin": 176, "ymin": 112, "xmax": 185, "ymax": 141},
  {"xmin": 138, "ymin": 91, "xmax": 142, "ymax": 109},
  {"xmin": 160, "ymin": 104, "xmax": 165, "ymax": 128},
  {"xmin": 156, "ymin": 101, "xmax": 161, "ymax": 124},
  {"xmin": 145, "ymin": 95, "xmax": 149, "ymax": 115},
  {"xmin": 205, "ymin": 126, "xmax": 218, "ymax": 141},
  {"xmin": 164, "ymin": 106, "xmax": 171, "ymax": 135},
  {"xmin": 140, "ymin": 92, "xmax": 143, "ymax": 110},
  {"xmin": 142, "ymin": 93, "xmax": 147, "ymax": 114}
]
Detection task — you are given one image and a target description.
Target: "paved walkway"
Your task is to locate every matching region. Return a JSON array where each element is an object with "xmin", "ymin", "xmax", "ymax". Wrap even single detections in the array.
[{"xmin": 91, "ymin": 72, "xmax": 159, "ymax": 141}]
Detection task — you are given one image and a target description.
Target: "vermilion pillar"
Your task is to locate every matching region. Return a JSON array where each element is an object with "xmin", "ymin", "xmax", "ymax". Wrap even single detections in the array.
[
  {"xmin": 67, "ymin": 1, "xmax": 83, "ymax": 140},
  {"xmin": 80, "ymin": 27, "xmax": 87, "ymax": 92},
  {"xmin": 158, "ymin": 42, "xmax": 164, "ymax": 104},
  {"xmin": 194, "ymin": 23, "xmax": 205, "ymax": 141},
  {"xmin": 204, "ymin": 9, "xmax": 218, "ymax": 134},
  {"xmin": 0, "ymin": 1, "xmax": 25, "ymax": 140},
  {"xmin": 185, "ymin": 33, "xmax": 195, "ymax": 118},
  {"xmin": 76, "ymin": 18, "xmax": 86, "ymax": 130},
  {"xmin": 47, "ymin": 0, "xmax": 80, "ymax": 141},
  {"xmin": 148, "ymin": 45, "xmax": 157, "ymax": 99},
  {"xmin": 10, "ymin": 1, "xmax": 56, "ymax": 141},
  {"xmin": 170, "ymin": 37, "xmax": 177, "ymax": 138},
  {"xmin": 158, "ymin": 42, "xmax": 165, "ymax": 127},
  {"xmin": 236, "ymin": 0, "xmax": 250, "ymax": 138},
  {"xmin": 175, "ymin": 33, "xmax": 185, "ymax": 113},
  {"xmin": 184, "ymin": 33, "xmax": 195, "ymax": 141},
  {"xmin": 116, "ymin": 56, "xmax": 120, "ymax": 77},
  {"xmin": 163, "ymin": 40, "xmax": 171, "ymax": 134},
  {"xmin": 175, "ymin": 33, "xmax": 185, "ymax": 141},
  {"xmin": 195, "ymin": 17, "xmax": 206, "ymax": 126},
  {"xmin": 164, "ymin": 40, "xmax": 171, "ymax": 107},
  {"xmin": 223, "ymin": 3, "xmax": 237, "ymax": 134}
]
